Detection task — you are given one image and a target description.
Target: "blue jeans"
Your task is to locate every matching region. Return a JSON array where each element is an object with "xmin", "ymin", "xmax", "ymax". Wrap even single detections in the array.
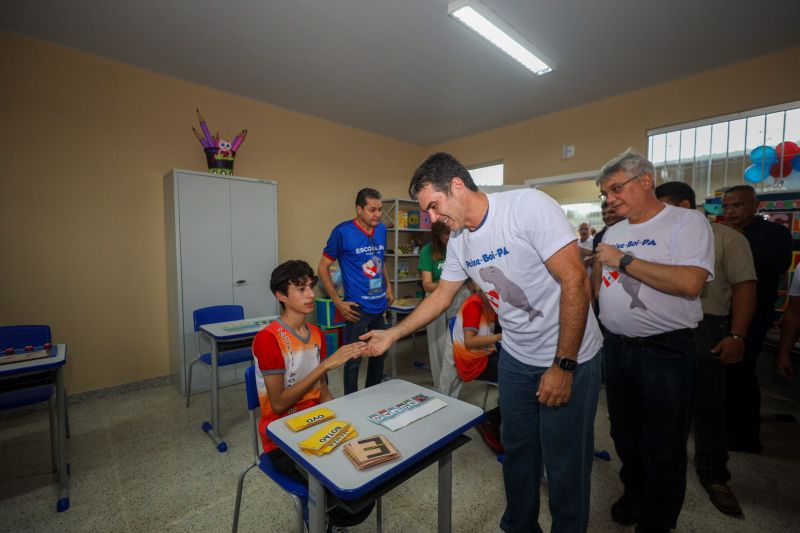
[
  {"xmin": 343, "ymin": 311, "xmax": 387, "ymax": 395},
  {"xmin": 604, "ymin": 329, "xmax": 695, "ymax": 531},
  {"xmin": 498, "ymin": 349, "xmax": 601, "ymax": 533}
]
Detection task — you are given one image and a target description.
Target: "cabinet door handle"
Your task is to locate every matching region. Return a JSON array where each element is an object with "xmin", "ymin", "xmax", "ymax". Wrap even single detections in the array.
[{"xmin": 235, "ymin": 279, "xmax": 247, "ymax": 285}]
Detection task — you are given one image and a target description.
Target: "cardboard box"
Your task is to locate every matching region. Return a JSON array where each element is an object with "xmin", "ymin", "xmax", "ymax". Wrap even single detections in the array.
[
  {"xmin": 322, "ymin": 329, "xmax": 340, "ymax": 355},
  {"xmin": 315, "ymin": 298, "xmax": 345, "ymax": 328},
  {"xmin": 407, "ymin": 210, "xmax": 420, "ymax": 228}
]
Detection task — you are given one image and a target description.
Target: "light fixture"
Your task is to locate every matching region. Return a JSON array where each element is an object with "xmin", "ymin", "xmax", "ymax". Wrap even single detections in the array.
[{"xmin": 448, "ymin": 0, "xmax": 554, "ymax": 76}]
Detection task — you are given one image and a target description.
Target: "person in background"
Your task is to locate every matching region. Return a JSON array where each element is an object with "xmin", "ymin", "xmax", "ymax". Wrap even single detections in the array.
[
  {"xmin": 720, "ymin": 184, "xmax": 792, "ymax": 453},
  {"xmin": 656, "ymin": 181, "xmax": 756, "ymax": 517},
  {"xmin": 776, "ymin": 272, "xmax": 800, "ymax": 380},
  {"xmin": 452, "ymin": 279, "xmax": 503, "ymax": 452},
  {"xmin": 318, "ymin": 188, "xmax": 394, "ymax": 395},
  {"xmin": 593, "ymin": 201, "xmax": 624, "ymax": 253},
  {"xmin": 594, "ymin": 150, "xmax": 714, "ymax": 533},
  {"xmin": 418, "ymin": 220, "xmax": 469, "ymax": 396},
  {"xmin": 578, "ymin": 222, "xmax": 594, "ymax": 271},
  {"xmin": 252, "ymin": 260, "xmax": 372, "ymax": 531}
]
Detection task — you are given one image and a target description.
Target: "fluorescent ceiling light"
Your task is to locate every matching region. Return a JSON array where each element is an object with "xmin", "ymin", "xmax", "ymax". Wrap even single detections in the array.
[{"xmin": 448, "ymin": 0, "xmax": 554, "ymax": 76}]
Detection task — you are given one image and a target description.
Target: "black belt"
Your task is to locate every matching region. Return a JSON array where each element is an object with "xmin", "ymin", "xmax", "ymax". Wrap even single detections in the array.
[{"xmin": 614, "ymin": 327, "xmax": 694, "ymax": 347}]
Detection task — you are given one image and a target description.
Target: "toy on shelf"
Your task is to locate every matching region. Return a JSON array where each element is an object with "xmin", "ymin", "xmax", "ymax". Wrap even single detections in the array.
[{"xmin": 192, "ymin": 108, "xmax": 248, "ymax": 175}]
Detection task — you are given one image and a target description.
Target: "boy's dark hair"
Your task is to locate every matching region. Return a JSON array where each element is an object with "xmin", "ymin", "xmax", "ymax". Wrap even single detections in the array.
[
  {"xmin": 654, "ymin": 181, "xmax": 696, "ymax": 209},
  {"xmin": 355, "ymin": 188, "xmax": 382, "ymax": 208},
  {"xmin": 408, "ymin": 152, "xmax": 478, "ymax": 200},
  {"xmin": 270, "ymin": 260, "xmax": 315, "ymax": 308}
]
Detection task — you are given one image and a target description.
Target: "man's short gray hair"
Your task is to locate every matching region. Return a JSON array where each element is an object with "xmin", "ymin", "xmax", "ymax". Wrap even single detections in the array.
[{"xmin": 596, "ymin": 148, "xmax": 655, "ymax": 185}]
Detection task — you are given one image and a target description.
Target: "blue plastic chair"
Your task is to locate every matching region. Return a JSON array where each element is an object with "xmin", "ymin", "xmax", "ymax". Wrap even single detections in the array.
[
  {"xmin": 232, "ymin": 365, "xmax": 308, "ymax": 533},
  {"xmin": 0, "ymin": 325, "xmax": 69, "ymax": 476},
  {"xmin": 186, "ymin": 305, "xmax": 253, "ymax": 407},
  {"xmin": 448, "ymin": 316, "xmax": 498, "ymax": 410}
]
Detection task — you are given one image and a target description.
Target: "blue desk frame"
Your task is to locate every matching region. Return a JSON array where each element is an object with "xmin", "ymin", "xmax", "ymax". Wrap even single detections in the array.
[
  {"xmin": 267, "ymin": 379, "xmax": 484, "ymax": 533},
  {"xmin": 0, "ymin": 344, "xmax": 69, "ymax": 511}
]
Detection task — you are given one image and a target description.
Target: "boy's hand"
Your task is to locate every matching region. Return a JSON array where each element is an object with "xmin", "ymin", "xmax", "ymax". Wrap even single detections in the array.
[
  {"xmin": 337, "ymin": 301, "xmax": 361, "ymax": 322},
  {"xmin": 323, "ymin": 342, "xmax": 366, "ymax": 371}
]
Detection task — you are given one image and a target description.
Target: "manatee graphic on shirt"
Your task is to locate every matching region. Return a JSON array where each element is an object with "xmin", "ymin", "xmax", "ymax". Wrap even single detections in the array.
[
  {"xmin": 478, "ymin": 265, "xmax": 544, "ymax": 320},
  {"xmin": 602, "ymin": 252, "xmax": 647, "ymax": 310}
]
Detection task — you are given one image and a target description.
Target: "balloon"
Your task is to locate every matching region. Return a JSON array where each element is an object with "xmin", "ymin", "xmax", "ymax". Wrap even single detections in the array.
[
  {"xmin": 749, "ymin": 145, "xmax": 778, "ymax": 167},
  {"xmin": 703, "ymin": 201, "xmax": 723, "ymax": 216},
  {"xmin": 770, "ymin": 160, "xmax": 793, "ymax": 178},
  {"xmin": 744, "ymin": 164, "xmax": 769, "ymax": 183},
  {"xmin": 793, "ymin": 154, "xmax": 800, "ymax": 172},
  {"xmin": 775, "ymin": 141, "xmax": 800, "ymax": 161}
]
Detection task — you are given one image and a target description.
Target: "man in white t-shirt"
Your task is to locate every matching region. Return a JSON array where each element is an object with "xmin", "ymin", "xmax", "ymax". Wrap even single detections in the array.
[
  {"xmin": 578, "ymin": 222, "xmax": 594, "ymax": 274},
  {"xmin": 362, "ymin": 152, "xmax": 603, "ymax": 533},
  {"xmin": 593, "ymin": 150, "xmax": 714, "ymax": 533}
]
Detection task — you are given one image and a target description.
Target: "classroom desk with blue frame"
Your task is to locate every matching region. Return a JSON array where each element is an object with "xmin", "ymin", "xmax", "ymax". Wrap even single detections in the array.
[
  {"xmin": 267, "ymin": 378, "xmax": 484, "ymax": 533},
  {"xmin": 198, "ymin": 316, "xmax": 277, "ymax": 451},
  {"xmin": 0, "ymin": 344, "xmax": 69, "ymax": 511}
]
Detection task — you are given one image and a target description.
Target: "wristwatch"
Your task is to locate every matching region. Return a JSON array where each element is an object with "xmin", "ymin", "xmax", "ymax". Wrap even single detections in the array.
[
  {"xmin": 618, "ymin": 253, "xmax": 634, "ymax": 273},
  {"xmin": 729, "ymin": 333, "xmax": 746, "ymax": 342},
  {"xmin": 553, "ymin": 355, "xmax": 578, "ymax": 373}
]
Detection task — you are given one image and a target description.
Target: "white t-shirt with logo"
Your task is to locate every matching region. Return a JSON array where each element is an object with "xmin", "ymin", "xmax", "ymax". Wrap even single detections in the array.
[
  {"xmin": 598, "ymin": 204, "xmax": 715, "ymax": 337},
  {"xmin": 441, "ymin": 189, "xmax": 603, "ymax": 367}
]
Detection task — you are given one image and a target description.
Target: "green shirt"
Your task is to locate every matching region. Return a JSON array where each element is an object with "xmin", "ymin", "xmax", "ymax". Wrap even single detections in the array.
[{"xmin": 418, "ymin": 243, "xmax": 445, "ymax": 283}]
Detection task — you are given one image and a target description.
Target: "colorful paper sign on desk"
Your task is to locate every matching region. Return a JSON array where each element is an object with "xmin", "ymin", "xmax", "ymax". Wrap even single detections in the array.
[{"xmin": 368, "ymin": 394, "xmax": 447, "ymax": 431}]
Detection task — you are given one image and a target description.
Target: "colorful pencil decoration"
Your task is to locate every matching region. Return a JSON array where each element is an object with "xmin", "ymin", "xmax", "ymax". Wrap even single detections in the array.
[{"xmin": 192, "ymin": 108, "xmax": 247, "ymax": 175}]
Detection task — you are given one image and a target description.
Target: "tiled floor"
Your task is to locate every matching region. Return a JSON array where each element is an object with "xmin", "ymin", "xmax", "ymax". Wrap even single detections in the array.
[{"xmin": 2, "ymin": 339, "xmax": 800, "ymax": 532}]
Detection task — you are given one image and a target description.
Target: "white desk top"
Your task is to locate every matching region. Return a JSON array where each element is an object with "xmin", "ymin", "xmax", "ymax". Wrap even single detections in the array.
[
  {"xmin": 0, "ymin": 344, "xmax": 67, "ymax": 376},
  {"xmin": 267, "ymin": 379, "xmax": 483, "ymax": 499},
  {"xmin": 199, "ymin": 315, "xmax": 278, "ymax": 341}
]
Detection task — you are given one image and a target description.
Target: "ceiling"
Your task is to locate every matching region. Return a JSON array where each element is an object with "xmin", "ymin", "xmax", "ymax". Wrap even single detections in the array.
[{"xmin": 3, "ymin": 0, "xmax": 800, "ymax": 145}]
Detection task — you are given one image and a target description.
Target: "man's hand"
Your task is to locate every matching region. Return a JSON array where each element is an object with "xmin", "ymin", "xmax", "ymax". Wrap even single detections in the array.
[
  {"xmin": 710, "ymin": 336, "xmax": 745, "ymax": 364},
  {"xmin": 360, "ymin": 328, "xmax": 398, "ymax": 357},
  {"xmin": 536, "ymin": 366, "xmax": 573, "ymax": 407},
  {"xmin": 336, "ymin": 300, "xmax": 361, "ymax": 322},
  {"xmin": 776, "ymin": 351, "xmax": 796, "ymax": 380},
  {"xmin": 386, "ymin": 288, "xmax": 395, "ymax": 308},
  {"xmin": 595, "ymin": 243, "xmax": 624, "ymax": 268},
  {"xmin": 323, "ymin": 342, "xmax": 367, "ymax": 371}
]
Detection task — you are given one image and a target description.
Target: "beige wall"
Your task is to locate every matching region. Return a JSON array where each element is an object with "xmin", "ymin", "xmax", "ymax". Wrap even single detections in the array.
[
  {"xmin": 430, "ymin": 45, "xmax": 800, "ymax": 203},
  {"xmin": 3, "ymin": 30, "xmax": 800, "ymax": 393},
  {"xmin": 0, "ymin": 32, "xmax": 423, "ymax": 393}
]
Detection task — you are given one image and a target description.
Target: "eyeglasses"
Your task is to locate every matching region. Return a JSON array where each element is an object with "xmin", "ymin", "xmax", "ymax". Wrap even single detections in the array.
[{"xmin": 598, "ymin": 174, "xmax": 644, "ymax": 202}]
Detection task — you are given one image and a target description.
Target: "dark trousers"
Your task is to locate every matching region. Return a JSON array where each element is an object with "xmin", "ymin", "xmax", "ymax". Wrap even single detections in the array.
[
  {"xmin": 725, "ymin": 313, "xmax": 772, "ymax": 449},
  {"xmin": 268, "ymin": 448, "xmax": 373, "ymax": 527},
  {"xmin": 604, "ymin": 329, "xmax": 695, "ymax": 531},
  {"xmin": 693, "ymin": 315, "xmax": 731, "ymax": 482},
  {"xmin": 343, "ymin": 311, "xmax": 387, "ymax": 395}
]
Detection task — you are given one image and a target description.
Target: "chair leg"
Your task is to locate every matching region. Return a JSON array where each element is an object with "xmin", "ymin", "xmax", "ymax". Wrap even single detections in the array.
[
  {"xmin": 232, "ymin": 461, "xmax": 257, "ymax": 533},
  {"xmin": 186, "ymin": 359, "xmax": 197, "ymax": 407},
  {"xmin": 376, "ymin": 496, "xmax": 382, "ymax": 533},
  {"xmin": 65, "ymin": 397, "xmax": 71, "ymax": 439},
  {"xmin": 49, "ymin": 397, "xmax": 57, "ymax": 473},
  {"xmin": 482, "ymin": 383, "xmax": 490, "ymax": 410}
]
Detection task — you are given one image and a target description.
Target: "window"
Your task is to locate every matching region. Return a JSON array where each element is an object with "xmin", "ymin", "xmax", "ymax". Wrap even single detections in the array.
[
  {"xmin": 647, "ymin": 101, "xmax": 800, "ymax": 196},
  {"xmin": 560, "ymin": 200, "xmax": 602, "ymax": 232},
  {"xmin": 469, "ymin": 162, "xmax": 504, "ymax": 187}
]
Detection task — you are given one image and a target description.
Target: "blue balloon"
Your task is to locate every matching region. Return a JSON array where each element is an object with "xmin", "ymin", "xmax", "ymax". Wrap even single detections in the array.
[
  {"xmin": 744, "ymin": 164, "xmax": 769, "ymax": 183},
  {"xmin": 749, "ymin": 145, "xmax": 778, "ymax": 167},
  {"xmin": 703, "ymin": 201, "xmax": 723, "ymax": 216},
  {"xmin": 793, "ymin": 154, "xmax": 800, "ymax": 172}
]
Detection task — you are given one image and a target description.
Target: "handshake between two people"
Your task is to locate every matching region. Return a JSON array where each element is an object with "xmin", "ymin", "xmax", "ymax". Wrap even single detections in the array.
[{"xmin": 322, "ymin": 329, "xmax": 395, "ymax": 371}]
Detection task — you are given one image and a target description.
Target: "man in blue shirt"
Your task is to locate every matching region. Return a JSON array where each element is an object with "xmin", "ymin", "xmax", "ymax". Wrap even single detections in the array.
[{"xmin": 318, "ymin": 188, "xmax": 394, "ymax": 394}]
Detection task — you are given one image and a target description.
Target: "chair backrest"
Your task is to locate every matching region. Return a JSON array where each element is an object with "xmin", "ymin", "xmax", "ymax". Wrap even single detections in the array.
[
  {"xmin": 192, "ymin": 305, "xmax": 244, "ymax": 332},
  {"xmin": 0, "ymin": 325, "xmax": 51, "ymax": 349},
  {"xmin": 448, "ymin": 316, "xmax": 456, "ymax": 341},
  {"xmin": 244, "ymin": 365, "xmax": 261, "ymax": 412}
]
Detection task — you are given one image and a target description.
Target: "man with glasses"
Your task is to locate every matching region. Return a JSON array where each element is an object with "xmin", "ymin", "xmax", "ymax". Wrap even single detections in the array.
[
  {"xmin": 362, "ymin": 152, "xmax": 603, "ymax": 533},
  {"xmin": 318, "ymin": 187, "xmax": 394, "ymax": 394},
  {"xmin": 593, "ymin": 150, "xmax": 714, "ymax": 533}
]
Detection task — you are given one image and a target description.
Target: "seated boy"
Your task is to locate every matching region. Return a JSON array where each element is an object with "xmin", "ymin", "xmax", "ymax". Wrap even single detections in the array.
[
  {"xmin": 252, "ymin": 259, "xmax": 372, "ymax": 531},
  {"xmin": 452, "ymin": 280, "xmax": 503, "ymax": 452}
]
